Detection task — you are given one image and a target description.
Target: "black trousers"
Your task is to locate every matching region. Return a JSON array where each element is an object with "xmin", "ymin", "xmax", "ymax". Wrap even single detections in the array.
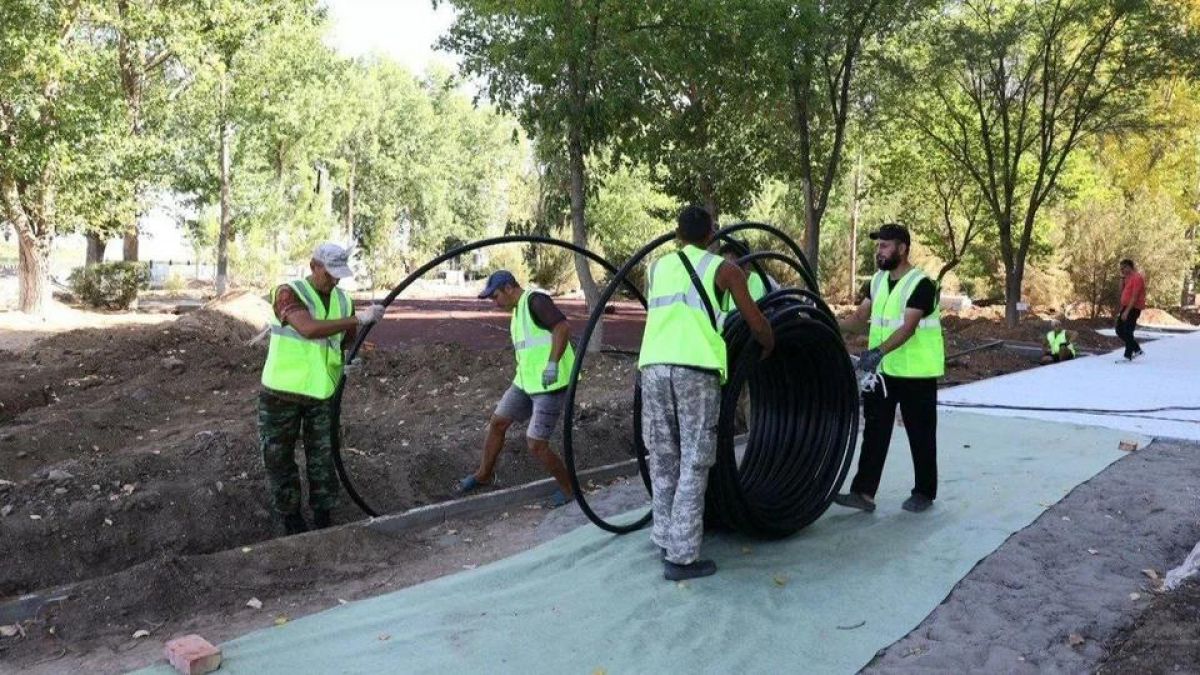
[
  {"xmin": 850, "ymin": 374, "xmax": 938, "ymax": 500},
  {"xmin": 1116, "ymin": 308, "xmax": 1142, "ymax": 358}
]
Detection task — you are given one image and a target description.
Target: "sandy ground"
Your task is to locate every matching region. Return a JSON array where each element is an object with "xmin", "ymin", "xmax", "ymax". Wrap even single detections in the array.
[
  {"xmin": 0, "ymin": 301, "xmax": 172, "ymax": 352},
  {"xmin": 866, "ymin": 438, "xmax": 1200, "ymax": 673}
]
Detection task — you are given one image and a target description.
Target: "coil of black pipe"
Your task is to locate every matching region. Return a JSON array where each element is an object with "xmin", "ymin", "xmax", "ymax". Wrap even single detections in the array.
[{"xmin": 563, "ymin": 222, "xmax": 859, "ymax": 539}]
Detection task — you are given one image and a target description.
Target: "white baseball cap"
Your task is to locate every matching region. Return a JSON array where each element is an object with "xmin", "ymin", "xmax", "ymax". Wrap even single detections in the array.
[{"xmin": 312, "ymin": 242, "xmax": 354, "ymax": 279}]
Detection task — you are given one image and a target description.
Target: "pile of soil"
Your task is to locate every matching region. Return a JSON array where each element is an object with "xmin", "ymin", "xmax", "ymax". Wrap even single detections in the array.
[
  {"xmin": 1098, "ymin": 578, "xmax": 1200, "ymax": 672},
  {"xmin": 942, "ymin": 315, "xmax": 1123, "ymax": 350},
  {"xmin": 0, "ymin": 306, "xmax": 636, "ymax": 599}
]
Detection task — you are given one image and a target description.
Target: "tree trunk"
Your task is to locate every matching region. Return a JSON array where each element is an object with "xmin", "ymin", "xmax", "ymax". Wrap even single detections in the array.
[
  {"xmin": 345, "ymin": 156, "xmax": 355, "ymax": 242},
  {"xmin": 122, "ymin": 231, "xmax": 138, "ymax": 261},
  {"xmin": 116, "ymin": 0, "xmax": 143, "ymax": 263},
  {"xmin": 17, "ymin": 229, "xmax": 51, "ymax": 315},
  {"xmin": 699, "ymin": 179, "xmax": 719, "ymax": 227},
  {"xmin": 1004, "ymin": 266, "xmax": 1023, "ymax": 328},
  {"xmin": 567, "ymin": 130, "xmax": 602, "ymax": 352},
  {"xmin": 802, "ymin": 178, "xmax": 819, "ymax": 278},
  {"xmin": 215, "ymin": 71, "xmax": 232, "ymax": 296},
  {"xmin": 86, "ymin": 233, "xmax": 106, "ymax": 265},
  {"xmin": 847, "ymin": 156, "xmax": 862, "ymax": 302}
]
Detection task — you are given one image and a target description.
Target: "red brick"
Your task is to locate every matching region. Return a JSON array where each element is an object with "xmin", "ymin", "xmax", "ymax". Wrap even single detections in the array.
[{"xmin": 164, "ymin": 634, "xmax": 222, "ymax": 675}]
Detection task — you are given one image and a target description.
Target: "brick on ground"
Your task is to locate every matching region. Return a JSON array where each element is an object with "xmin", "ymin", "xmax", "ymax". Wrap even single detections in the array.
[{"xmin": 164, "ymin": 634, "xmax": 222, "ymax": 675}]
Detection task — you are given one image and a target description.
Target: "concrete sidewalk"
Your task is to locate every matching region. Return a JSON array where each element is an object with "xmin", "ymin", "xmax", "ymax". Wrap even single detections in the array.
[{"xmin": 941, "ymin": 331, "xmax": 1200, "ymax": 441}]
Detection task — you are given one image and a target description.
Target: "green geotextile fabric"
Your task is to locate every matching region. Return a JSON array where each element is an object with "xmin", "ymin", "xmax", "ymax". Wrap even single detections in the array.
[{"xmin": 138, "ymin": 412, "xmax": 1143, "ymax": 674}]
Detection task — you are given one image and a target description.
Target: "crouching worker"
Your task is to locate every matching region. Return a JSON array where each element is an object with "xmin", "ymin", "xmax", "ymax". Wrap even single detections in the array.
[
  {"xmin": 458, "ymin": 270, "xmax": 576, "ymax": 507},
  {"xmin": 1040, "ymin": 317, "xmax": 1076, "ymax": 365},
  {"xmin": 259, "ymin": 243, "xmax": 383, "ymax": 535}
]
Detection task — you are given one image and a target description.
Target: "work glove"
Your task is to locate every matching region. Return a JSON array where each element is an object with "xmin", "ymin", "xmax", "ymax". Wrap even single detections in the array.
[
  {"xmin": 356, "ymin": 303, "xmax": 385, "ymax": 326},
  {"xmin": 856, "ymin": 348, "xmax": 883, "ymax": 373},
  {"xmin": 541, "ymin": 361, "xmax": 559, "ymax": 388},
  {"xmin": 343, "ymin": 357, "xmax": 364, "ymax": 377}
]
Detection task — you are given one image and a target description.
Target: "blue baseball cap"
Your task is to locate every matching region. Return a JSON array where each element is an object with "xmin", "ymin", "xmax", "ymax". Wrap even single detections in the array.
[{"xmin": 478, "ymin": 270, "xmax": 518, "ymax": 299}]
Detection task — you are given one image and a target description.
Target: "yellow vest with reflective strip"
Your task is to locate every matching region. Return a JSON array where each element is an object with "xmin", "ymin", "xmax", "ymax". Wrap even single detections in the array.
[
  {"xmin": 511, "ymin": 290, "xmax": 576, "ymax": 394},
  {"xmin": 261, "ymin": 279, "xmax": 352, "ymax": 400},
  {"xmin": 638, "ymin": 245, "xmax": 728, "ymax": 383},
  {"xmin": 868, "ymin": 268, "xmax": 944, "ymax": 378},
  {"xmin": 1046, "ymin": 330, "xmax": 1075, "ymax": 356},
  {"xmin": 720, "ymin": 271, "xmax": 768, "ymax": 313}
]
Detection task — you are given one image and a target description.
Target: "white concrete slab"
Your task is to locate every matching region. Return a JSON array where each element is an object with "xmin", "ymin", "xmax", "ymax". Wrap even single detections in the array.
[{"xmin": 941, "ymin": 331, "xmax": 1200, "ymax": 441}]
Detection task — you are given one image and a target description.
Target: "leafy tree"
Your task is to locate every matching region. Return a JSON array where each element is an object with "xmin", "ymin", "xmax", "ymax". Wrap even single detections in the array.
[
  {"xmin": 745, "ymin": 0, "xmax": 925, "ymax": 276},
  {"xmin": 887, "ymin": 0, "xmax": 1187, "ymax": 326},
  {"xmin": 0, "ymin": 0, "xmax": 117, "ymax": 313},
  {"xmin": 439, "ymin": 0, "xmax": 647, "ymax": 350}
]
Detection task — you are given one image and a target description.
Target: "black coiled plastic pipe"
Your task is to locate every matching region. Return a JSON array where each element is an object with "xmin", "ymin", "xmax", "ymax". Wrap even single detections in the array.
[{"xmin": 563, "ymin": 222, "xmax": 859, "ymax": 539}]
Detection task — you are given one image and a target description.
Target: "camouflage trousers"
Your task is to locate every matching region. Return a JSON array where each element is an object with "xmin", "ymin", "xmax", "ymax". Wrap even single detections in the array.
[
  {"xmin": 640, "ymin": 365, "xmax": 720, "ymax": 565},
  {"xmin": 257, "ymin": 390, "xmax": 339, "ymax": 516}
]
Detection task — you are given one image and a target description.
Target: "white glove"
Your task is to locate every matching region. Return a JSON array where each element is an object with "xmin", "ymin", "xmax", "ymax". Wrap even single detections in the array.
[
  {"xmin": 541, "ymin": 361, "xmax": 559, "ymax": 388},
  {"xmin": 356, "ymin": 303, "xmax": 384, "ymax": 326}
]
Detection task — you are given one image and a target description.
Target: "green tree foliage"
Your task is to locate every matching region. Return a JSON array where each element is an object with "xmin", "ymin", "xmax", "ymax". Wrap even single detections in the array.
[
  {"xmin": 886, "ymin": 0, "xmax": 1187, "ymax": 325},
  {"xmin": 0, "ymin": 0, "xmax": 119, "ymax": 313}
]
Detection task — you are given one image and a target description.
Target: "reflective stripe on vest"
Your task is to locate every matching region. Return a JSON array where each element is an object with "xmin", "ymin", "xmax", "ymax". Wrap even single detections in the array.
[
  {"xmin": 867, "ymin": 268, "xmax": 945, "ymax": 378},
  {"xmin": 638, "ymin": 245, "xmax": 728, "ymax": 383},
  {"xmin": 260, "ymin": 279, "xmax": 352, "ymax": 399},
  {"xmin": 510, "ymin": 289, "xmax": 576, "ymax": 394}
]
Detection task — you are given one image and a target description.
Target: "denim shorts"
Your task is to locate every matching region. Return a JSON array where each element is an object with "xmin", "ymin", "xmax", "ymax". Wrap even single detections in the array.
[{"xmin": 494, "ymin": 385, "xmax": 566, "ymax": 441}]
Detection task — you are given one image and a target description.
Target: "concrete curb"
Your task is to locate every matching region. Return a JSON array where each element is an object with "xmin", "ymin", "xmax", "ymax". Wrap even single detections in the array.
[{"xmin": 362, "ymin": 458, "xmax": 642, "ymax": 537}]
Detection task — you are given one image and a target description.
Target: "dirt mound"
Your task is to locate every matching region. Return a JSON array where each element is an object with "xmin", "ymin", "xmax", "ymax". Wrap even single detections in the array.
[
  {"xmin": 0, "ymin": 316, "xmax": 636, "ymax": 598},
  {"xmin": 1138, "ymin": 308, "xmax": 1189, "ymax": 327},
  {"xmin": 941, "ymin": 315, "xmax": 1123, "ymax": 350},
  {"xmin": 177, "ymin": 291, "xmax": 273, "ymax": 342}
]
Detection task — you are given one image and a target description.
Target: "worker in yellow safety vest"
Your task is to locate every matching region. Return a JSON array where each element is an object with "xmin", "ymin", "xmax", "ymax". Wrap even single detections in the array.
[
  {"xmin": 259, "ymin": 243, "xmax": 384, "ymax": 535},
  {"xmin": 717, "ymin": 241, "xmax": 774, "ymax": 312},
  {"xmin": 1041, "ymin": 317, "xmax": 1077, "ymax": 365},
  {"xmin": 457, "ymin": 270, "xmax": 578, "ymax": 507},
  {"xmin": 639, "ymin": 206, "xmax": 775, "ymax": 581},
  {"xmin": 834, "ymin": 224, "xmax": 944, "ymax": 514}
]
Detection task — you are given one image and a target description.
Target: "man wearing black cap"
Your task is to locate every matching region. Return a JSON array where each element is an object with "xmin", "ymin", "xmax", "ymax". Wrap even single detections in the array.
[
  {"xmin": 834, "ymin": 223, "xmax": 944, "ymax": 513},
  {"xmin": 457, "ymin": 270, "xmax": 576, "ymax": 506}
]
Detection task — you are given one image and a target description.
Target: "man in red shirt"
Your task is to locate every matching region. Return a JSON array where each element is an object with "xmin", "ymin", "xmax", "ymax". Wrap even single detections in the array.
[{"xmin": 1117, "ymin": 259, "xmax": 1146, "ymax": 361}]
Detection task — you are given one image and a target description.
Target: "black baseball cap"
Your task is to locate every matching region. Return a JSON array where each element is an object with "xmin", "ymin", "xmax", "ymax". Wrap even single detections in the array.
[{"xmin": 869, "ymin": 223, "xmax": 911, "ymax": 246}]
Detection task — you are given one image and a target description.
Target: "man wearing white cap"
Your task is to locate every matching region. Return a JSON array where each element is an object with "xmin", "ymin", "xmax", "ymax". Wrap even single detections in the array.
[{"xmin": 258, "ymin": 243, "xmax": 383, "ymax": 535}]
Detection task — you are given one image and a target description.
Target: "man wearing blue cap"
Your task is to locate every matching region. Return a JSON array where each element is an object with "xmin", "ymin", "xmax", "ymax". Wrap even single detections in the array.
[{"xmin": 458, "ymin": 270, "xmax": 576, "ymax": 506}]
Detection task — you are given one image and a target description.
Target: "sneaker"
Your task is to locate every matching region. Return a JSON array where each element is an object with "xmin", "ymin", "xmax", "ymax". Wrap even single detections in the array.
[
  {"xmin": 902, "ymin": 494, "xmax": 934, "ymax": 513},
  {"xmin": 663, "ymin": 559, "xmax": 718, "ymax": 581},
  {"xmin": 312, "ymin": 509, "xmax": 332, "ymax": 529},
  {"xmin": 547, "ymin": 488, "xmax": 572, "ymax": 509},
  {"xmin": 283, "ymin": 513, "xmax": 308, "ymax": 535},
  {"xmin": 833, "ymin": 492, "xmax": 876, "ymax": 512}
]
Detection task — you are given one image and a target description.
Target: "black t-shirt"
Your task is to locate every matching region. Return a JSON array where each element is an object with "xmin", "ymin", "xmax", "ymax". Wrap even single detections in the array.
[
  {"xmin": 527, "ymin": 292, "xmax": 567, "ymax": 331},
  {"xmin": 861, "ymin": 276, "xmax": 936, "ymax": 316}
]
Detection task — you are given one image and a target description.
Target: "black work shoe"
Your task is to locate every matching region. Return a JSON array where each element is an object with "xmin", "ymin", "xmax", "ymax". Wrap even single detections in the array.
[
  {"xmin": 833, "ymin": 492, "xmax": 876, "ymax": 512},
  {"xmin": 902, "ymin": 494, "xmax": 934, "ymax": 513},
  {"xmin": 663, "ymin": 559, "xmax": 717, "ymax": 581},
  {"xmin": 312, "ymin": 509, "xmax": 332, "ymax": 529},
  {"xmin": 283, "ymin": 513, "xmax": 308, "ymax": 535}
]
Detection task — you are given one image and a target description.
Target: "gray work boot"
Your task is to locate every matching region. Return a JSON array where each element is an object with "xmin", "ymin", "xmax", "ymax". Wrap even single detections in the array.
[
  {"xmin": 833, "ymin": 492, "xmax": 876, "ymax": 512},
  {"xmin": 663, "ymin": 559, "xmax": 717, "ymax": 581}
]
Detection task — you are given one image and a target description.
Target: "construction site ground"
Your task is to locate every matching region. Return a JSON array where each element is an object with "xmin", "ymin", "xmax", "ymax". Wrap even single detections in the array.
[{"xmin": 0, "ymin": 294, "xmax": 1193, "ymax": 673}]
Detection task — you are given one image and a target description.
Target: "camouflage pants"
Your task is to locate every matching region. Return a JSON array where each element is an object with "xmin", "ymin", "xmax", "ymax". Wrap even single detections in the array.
[
  {"xmin": 640, "ymin": 365, "xmax": 720, "ymax": 565},
  {"xmin": 257, "ymin": 390, "xmax": 339, "ymax": 516}
]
